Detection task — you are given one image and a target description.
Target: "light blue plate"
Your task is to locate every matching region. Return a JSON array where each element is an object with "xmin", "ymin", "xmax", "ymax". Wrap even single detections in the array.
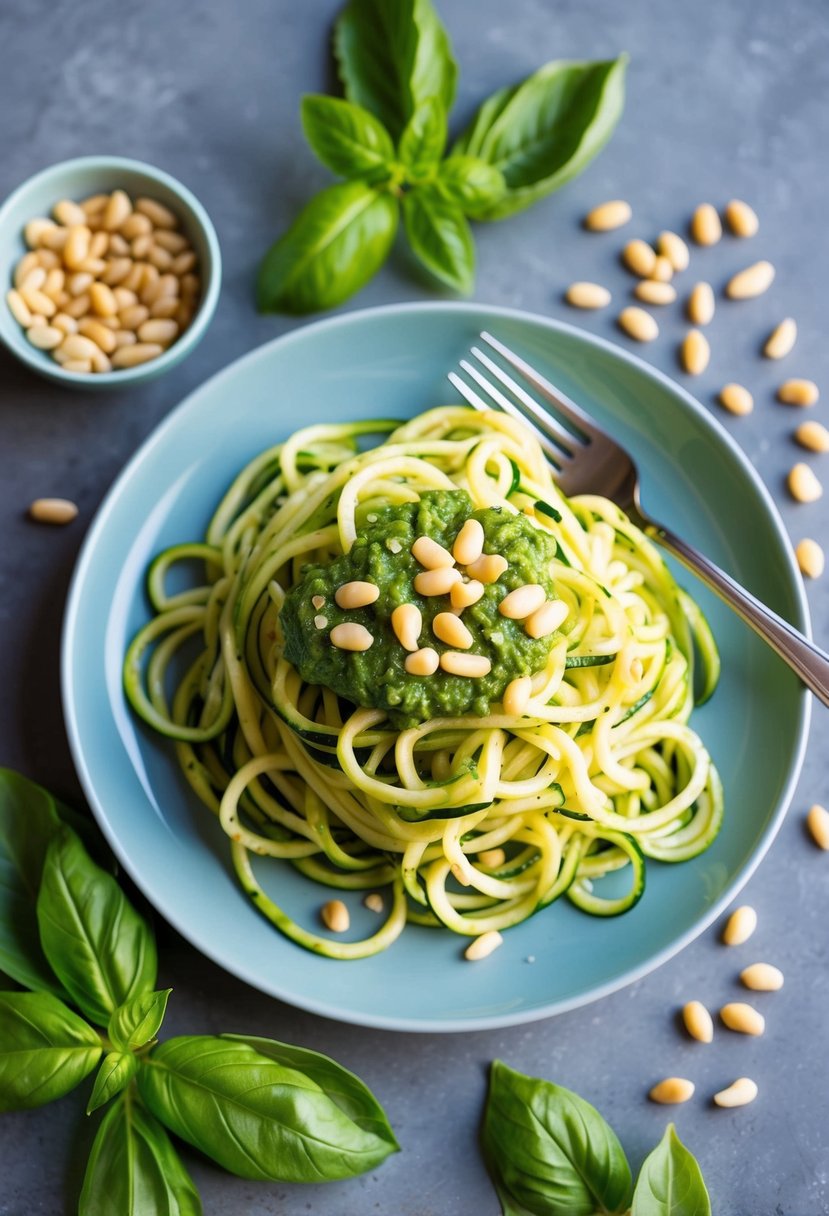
[{"xmin": 62, "ymin": 303, "xmax": 810, "ymax": 1032}]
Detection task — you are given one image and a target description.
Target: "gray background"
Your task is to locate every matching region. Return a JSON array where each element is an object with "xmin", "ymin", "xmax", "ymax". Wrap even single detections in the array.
[{"xmin": 2, "ymin": 0, "xmax": 828, "ymax": 1212}]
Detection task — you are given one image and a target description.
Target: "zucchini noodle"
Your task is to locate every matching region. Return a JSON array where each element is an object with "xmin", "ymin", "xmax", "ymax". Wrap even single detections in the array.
[{"xmin": 124, "ymin": 407, "xmax": 722, "ymax": 958}]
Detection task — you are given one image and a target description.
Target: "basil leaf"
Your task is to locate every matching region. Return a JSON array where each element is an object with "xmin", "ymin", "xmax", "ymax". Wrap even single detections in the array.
[
  {"xmin": 138, "ymin": 1035, "xmax": 398, "ymax": 1181},
  {"xmin": 109, "ymin": 988, "xmax": 171, "ymax": 1052},
  {"xmin": 36, "ymin": 825, "xmax": 157, "ymax": 1028},
  {"xmin": 0, "ymin": 990, "xmax": 101, "ymax": 1111},
  {"xmin": 334, "ymin": 0, "xmax": 457, "ymax": 142},
  {"xmin": 402, "ymin": 187, "xmax": 474, "ymax": 293},
  {"xmin": 80, "ymin": 1093, "xmax": 201, "ymax": 1216},
  {"xmin": 301, "ymin": 94, "xmax": 395, "ymax": 182},
  {"xmin": 257, "ymin": 181, "xmax": 398, "ymax": 314},
  {"xmin": 453, "ymin": 55, "xmax": 628, "ymax": 220},
  {"xmin": 436, "ymin": 155, "xmax": 507, "ymax": 216},
  {"xmin": 482, "ymin": 1060, "xmax": 633, "ymax": 1216},
  {"xmin": 87, "ymin": 1049, "xmax": 138, "ymax": 1114},
  {"xmin": 398, "ymin": 97, "xmax": 446, "ymax": 179},
  {"xmin": 632, "ymin": 1124, "xmax": 711, "ymax": 1216}
]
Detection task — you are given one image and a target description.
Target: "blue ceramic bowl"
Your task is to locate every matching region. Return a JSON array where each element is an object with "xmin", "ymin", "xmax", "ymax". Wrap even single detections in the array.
[{"xmin": 0, "ymin": 156, "xmax": 221, "ymax": 389}]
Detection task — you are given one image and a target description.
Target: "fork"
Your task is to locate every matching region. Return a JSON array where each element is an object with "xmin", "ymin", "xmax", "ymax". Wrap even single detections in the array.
[{"xmin": 449, "ymin": 331, "xmax": 829, "ymax": 707}]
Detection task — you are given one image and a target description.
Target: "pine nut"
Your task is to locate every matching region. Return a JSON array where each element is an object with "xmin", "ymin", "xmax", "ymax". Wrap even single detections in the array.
[
  {"xmin": 404, "ymin": 646, "xmax": 439, "ymax": 676},
  {"xmin": 63, "ymin": 225, "xmax": 91, "ymax": 271},
  {"xmin": 807, "ymin": 802, "xmax": 829, "ymax": 849},
  {"xmin": 412, "ymin": 535, "xmax": 455, "ymax": 569},
  {"xmin": 137, "ymin": 318, "xmax": 179, "ymax": 345},
  {"xmin": 14, "ymin": 251, "xmax": 40, "ymax": 286},
  {"xmin": 25, "ymin": 218, "xmax": 58, "ymax": 247},
  {"xmin": 21, "ymin": 286, "xmax": 57, "ymax": 317},
  {"xmin": 21, "ymin": 266, "xmax": 47, "ymax": 292},
  {"xmin": 119, "ymin": 304, "xmax": 150, "ymax": 330},
  {"xmin": 525, "ymin": 599, "xmax": 568, "ymax": 638},
  {"xmin": 175, "ymin": 301, "xmax": 195, "ymax": 330},
  {"xmin": 788, "ymin": 463, "xmax": 823, "ymax": 503},
  {"xmin": 36, "ymin": 249, "xmax": 60, "ymax": 270},
  {"xmin": 79, "ymin": 256, "xmax": 106, "ymax": 276},
  {"xmin": 28, "ymin": 497, "xmax": 78, "ymax": 524},
  {"xmin": 681, "ymin": 329, "xmax": 710, "ymax": 375},
  {"xmin": 450, "ymin": 579, "xmax": 485, "ymax": 611},
  {"xmin": 28, "ymin": 315, "xmax": 47, "ymax": 329},
  {"xmin": 725, "ymin": 199, "xmax": 759, "ymax": 238},
  {"xmin": 778, "ymin": 379, "xmax": 819, "ymax": 407},
  {"xmin": 40, "ymin": 226, "xmax": 68, "ymax": 252},
  {"xmin": 90, "ymin": 347, "xmax": 112, "ymax": 373},
  {"xmin": 149, "ymin": 296, "xmax": 181, "ymax": 320},
  {"xmin": 108, "ymin": 233, "xmax": 130, "ymax": 256},
  {"xmin": 149, "ymin": 245, "xmax": 174, "ymax": 272},
  {"xmin": 723, "ymin": 904, "xmax": 757, "ymax": 945},
  {"xmin": 499, "ymin": 584, "xmax": 546, "ymax": 620},
  {"xmin": 687, "ymin": 281, "xmax": 715, "ymax": 326},
  {"xmin": 101, "ymin": 189, "xmax": 132, "ymax": 231},
  {"xmin": 565, "ymin": 282, "xmax": 611, "ymax": 309},
  {"xmin": 634, "ymin": 280, "xmax": 676, "ymax": 306},
  {"xmin": 796, "ymin": 538, "xmax": 825, "ymax": 578},
  {"xmin": 113, "ymin": 287, "xmax": 138, "ymax": 309},
  {"xmin": 719, "ymin": 384, "xmax": 753, "ymax": 416},
  {"xmin": 440, "ymin": 652, "xmax": 491, "ymax": 677},
  {"xmin": 452, "ymin": 521, "xmax": 484, "ymax": 566},
  {"xmin": 618, "ymin": 306, "xmax": 658, "ymax": 342},
  {"xmin": 584, "ymin": 199, "xmax": 632, "ymax": 231},
  {"xmin": 433, "ymin": 612, "xmax": 474, "ymax": 649},
  {"xmin": 172, "ymin": 250, "xmax": 197, "ymax": 275},
  {"xmin": 622, "ymin": 239, "xmax": 657, "ymax": 278},
  {"xmin": 81, "ymin": 193, "xmax": 109, "ymax": 215},
  {"xmin": 156, "ymin": 273, "xmax": 180, "ymax": 298},
  {"xmin": 314, "ymin": 615, "xmax": 327, "ymax": 630},
  {"xmin": 794, "ymin": 420, "xmax": 829, "ymax": 452},
  {"xmin": 89, "ymin": 282, "xmax": 117, "ymax": 316},
  {"xmin": 392, "ymin": 603, "xmax": 422, "ymax": 651},
  {"xmin": 62, "ymin": 359, "xmax": 93, "ymax": 373},
  {"xmin": 154, "ymin": 230, "xmax": 189, "ymax": 253},
  {"xmin": 120, "ymin": 212, "xmax": 153, "ymax": 239},
  {"xmin": 649, "ymin": 1078, "xmax": 695, "ymax": 1105},
  {"xmin": 59, "ymin": 334, "xmax": 100, "ymax": 362},
  {"xmin": 682, "ymin": 1000, "xmax": 714, "ymax": 1043},
  {"xmin": 27, "ymin": 325, "xmax": 63, "ymax": 350},
  {"xmin": 53, "ymin": 199, "xmax": 87, "ymax": 227},
  {"xmin": 464, "ymin": 930, "xmax": 503, "ymax": 960},
  {"xmin": 110, "ymin": 342, "xmax": 164, "ymax": 368},
  {"xmin": 136, "ymin": 197, "xmax": 178, "ymax": 228},
  {"xmin": 363, "ymin": 892, "xmax": 384, "ymax": 913},
  {"xmin": 67, "ymin": 271, "xmax": 93, "ymax": 297},
  {"xmin": 112, "ymin": 330, "xmax": 137, "ymax": 349},
  {"xmin": 764, "ymin": 318, "xmax": 797, "ymax": 359},
  {"xmin": 334, "ymin": 580, "xmax": 379, "ymax": 609},
  {"xmin": 720, "ymin": 1002, "xmax": 765, "ymax": 1036},
  {"xmin": 714, "ymin": 1077, "xmax": 758, "ymax": 1108},
  {"xmin": 102, "ymin": 257, "xmax": 134, "ymax": 286},
  {"xmin": 657, "ymin": 230, "xmax": 690, "ymax": 272},
  {"xmin": 329, "ymin": 622, "xmax": 373, "ymax": 651},
  {"xmin": 139, "ymin": 265, "xmax": 161, "ymax": 304},
  {"xmin": 6, "ymin": 289, "xmax": 33, "ymax": 327},
  {"xmin": 311, "ymin": 595, "xmax": 325, "ymax": 610},
  {"xmin": 180, "ymin": 273, "xmax": 201, "ymax": 297},
  {"xmin": 65, "ymin": 293, "xmax": 91, "ymax": 319},
  {"xmin": 43, "ymin": 268, "xmax": 65, "ymax": 301},
  {"xmin": 504, "ymin": 676, "xmax": 532, "ymax": 716},
  {"xmin": 414, "ymin": 567, "xmax": 462, "ymax": 596},
  {"xmin": 89, "ymin": 231, "xmax": 109, "ymax": 259},
  {"xmin": 465, "ymin": 554, "xmax": 508, "ymax": 584},
  {"xmin": 726, "ymin": 260, "xmax": 775, "ymax": 299},
  {"xmin": 320, "ymin": 899, "xmax": 350, "ymax": 932},
  {"xmin": 651, "ymin": 255, "xmax": 673, "ymax": 283},
  {"xmin": 740, "ymin": 963, "xmax": 784, "ymax": 991},
  {"xmin": 77, "ymin": 318, "xmax": 117, "ymax": 354},
  {"xmin": 132, "ymin": 235, "xmax": 154, "ymax": 260},
  {"xmin": 690, "ymin": 203, "xmax": 722, "ymax": 246}
]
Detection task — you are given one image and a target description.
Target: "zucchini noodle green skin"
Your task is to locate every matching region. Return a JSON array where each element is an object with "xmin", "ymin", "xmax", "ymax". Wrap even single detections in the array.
[{"xmin": 123, "ymin": 408, "xmax": 723, "ymax": 958}]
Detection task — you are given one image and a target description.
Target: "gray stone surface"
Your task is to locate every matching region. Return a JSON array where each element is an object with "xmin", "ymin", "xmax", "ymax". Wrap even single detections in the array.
[{"xmin": 1, "ymin": 0, "xmax": 828, "ymax": 1212}]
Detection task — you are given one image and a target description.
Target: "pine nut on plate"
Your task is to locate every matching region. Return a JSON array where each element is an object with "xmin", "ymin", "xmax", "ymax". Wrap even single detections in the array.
[
  {"xmin": 320, "ymin": 899, "xmax": 350, "ymax": 933},
  {"xmin": 464, "ymin": 930, "xmax": 503, "ymax": 960}
]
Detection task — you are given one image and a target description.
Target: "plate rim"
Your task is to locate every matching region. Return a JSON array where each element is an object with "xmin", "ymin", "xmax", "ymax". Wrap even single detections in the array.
[{"xmin": 61, "ymin": 300, "xmax": 812, "ymax": 1032}]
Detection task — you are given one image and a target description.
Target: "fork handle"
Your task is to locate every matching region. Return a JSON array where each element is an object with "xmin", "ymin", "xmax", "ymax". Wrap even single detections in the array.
[{"xmin": 644, "ymin": 520, "xmax": 829, "ymax": 707}]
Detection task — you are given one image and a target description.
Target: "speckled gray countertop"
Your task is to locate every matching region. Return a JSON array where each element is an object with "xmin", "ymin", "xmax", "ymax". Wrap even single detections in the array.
[{"xmin": 1, "ymin": 1, "xmax": 828, "ymax": 1212}]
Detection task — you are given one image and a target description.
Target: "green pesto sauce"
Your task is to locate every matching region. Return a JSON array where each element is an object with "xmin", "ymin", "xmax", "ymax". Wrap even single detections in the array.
[{"xmin": 280, "ymin": 490, "xmax": 558, "ymax": 726}]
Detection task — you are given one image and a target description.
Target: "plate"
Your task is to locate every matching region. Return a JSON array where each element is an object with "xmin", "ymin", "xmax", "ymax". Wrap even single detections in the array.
[{"xmin": 62, "ymin": 302, "xmax": 810, "ymax": 1032}]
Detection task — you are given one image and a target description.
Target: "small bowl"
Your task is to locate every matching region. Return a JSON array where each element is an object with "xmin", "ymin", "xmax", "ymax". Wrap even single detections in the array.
[{"xmin": 0, "ymin": 156, "xmax": 221, "ymax": 389}]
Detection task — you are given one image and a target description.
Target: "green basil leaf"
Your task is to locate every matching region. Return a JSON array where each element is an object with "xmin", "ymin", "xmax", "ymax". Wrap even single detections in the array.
[
  {"xmin": 631, "ymin": 1124, "xmax": 711, "ymax": 1216},
  {"xmin": 109, "ymin": 988, "xmax": 171, "ymax": 1052},
  {"xmin": 482, "ymin": 1060, "xmax": 633, "ymax": 1216},
  {"xmin": 436, "ymin": 155, "xmax": 507, "ymax": 216},
  {"xmin": 402, "ymin": 187, "xmax": 474, "ymax": 293},
  {"xmin": 301, "ymin": 94, "xmax": 395, "ymax": 181},
  {"xmin": 257, "ymin": 181, "xmax": 398, "ymax": 314},
  {"xmin": 0, "ymin": 990, "xmax": 101, "ymax": 1111},
  {"xmin": 138, "ymin": 1035, "xmax": 398, "ymax": 1181},
  {"xmin": 36, "ymin": 825, "xmax": 157, "ymax": 1028},
  {"xmin": 80, "ymin": 1093, "xmax": 201, "ymax": 1216},
  {"xmin": 398, "ymin": 97, "xmax": 447, "ymax": 179},
  {"xmin": 87, "ymin": 1050, "xmax": 138, "ymax": 1114},
  {"xmin": 334, "ymin": 0, "xmax": 457, "ymax": 141},
  {"xmin": 453, "ymin": 55, "xmax": 628, "ymax": 220}
]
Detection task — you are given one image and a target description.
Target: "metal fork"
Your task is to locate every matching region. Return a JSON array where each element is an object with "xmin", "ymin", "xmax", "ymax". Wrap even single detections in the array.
[{"xmin": 449, "ymin": 331, "xmax": 829, "ymax": 707}]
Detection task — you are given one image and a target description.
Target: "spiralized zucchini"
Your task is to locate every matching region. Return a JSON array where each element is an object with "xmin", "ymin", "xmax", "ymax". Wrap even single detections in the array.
[{"xmin": 124, "ymin": 407, "xmax": 722, "ymax": 958}]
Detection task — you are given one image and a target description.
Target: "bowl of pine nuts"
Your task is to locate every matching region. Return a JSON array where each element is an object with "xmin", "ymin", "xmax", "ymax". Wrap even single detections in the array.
[{"xmin": 0, "ymin": 156, "xmax": 221, "ymax": 388}]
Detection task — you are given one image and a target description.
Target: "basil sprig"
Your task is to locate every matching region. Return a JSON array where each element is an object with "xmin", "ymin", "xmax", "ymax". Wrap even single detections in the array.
[
  {"xmin": 257, "ymin": 0, "xmax": 626, "ymax": 313},
  {"xmin": 0, "ymin": 770, "xmax": 398, "ymax": 1214},
  {"xmin": 483, "ymin": 1061, "xmax": 711, "ymax": 1216}
]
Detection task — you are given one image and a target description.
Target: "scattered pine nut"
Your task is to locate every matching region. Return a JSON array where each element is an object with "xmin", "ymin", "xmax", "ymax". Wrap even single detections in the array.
[
  {"xmin": 525, "ymin": 599, "xmax": 568, "ymax": 639},
  {"xmin": 719, "ymin": 384, "xmax": 754, "ymax": 416},
  {"xmin": 687, "ymin": 281, "xmax": 715, "ymax": 326},
  {"xmin": 433, "ymin": 612, "xmax": 474, "ymax": 650},
  {"xmin": 450, "ymin": 579, "xmax": 485, "ymax": 611},
  {"xmin": 682, "ymin": 1000, "xmax": 714, "ymax": 1043},
  {"xmin": 722, "ymin": 905, "xmax": 757, "ymax": 946},
  {"xmin": 651, "ymin": 255, "xmax": 673, "ymax": 283},
  {"xmin": 565, "ymin": 282, "xmax": 612, "ymax": 310},
  {"xmin": 392, "ymin": 603, "xmax": 423, "ymax": 651},
  {"xmin": 796, "ymin": 538, "xmax": 825, "ymax": 578},
  {"xmin": 725, "ymin": 260, "xmax": 775, "ymax": 299},
  {"xmin": 320, "ymin": 899, "xmax": 350, "ymax": 933},
  {"xmin": 584, "ymin": 199, "xmax": 632, "ymax": 231},
  {"xmin": 794, "ymin": 420, "xmax": 829, "ymax": 452},
  {"xmin": 503, "ymin": 676, "xmax": 532, "ymax": 716},
  {"xmin": 452, "ymin": 520, "xmax": 486, "ymax": 570},
  {"xmin": 334, "ymin": 580, "xmax": 380, "ymax": 609},
  {"xmin": 311, "ymin": 595, "xmax": 325, "ymax": 610},
  {"xmin": 464, "ymin": 930, "xmax": 503, "ymax": 960},
  {"xmin": 478, "ymin": 848, "xmax": 506, "ymax": 868},
  {"xmin": 656, "ymin": 230, "xmax": 690, "ymax": 271},
  {"xmin": 363, "ymin": 892, "xmax": 384, "ymax": 913},
  {"xmin": 788, "ymin": 463, "xmax": 823, "ymax": 503},
  {"xmin": 720, "ymin": 1002, "xmax": 765, "ymax": 1036},
  {"xmin": 618, "ymin": 306, "xmax": 658, "ymax": 342},
  {"xmin": 404, "ymin": 647, "xmax": 439, "ymax": 676},
  {"xmin": 725, "ymin": 199, "xmax": 759, "ymax": 238},
  {"xmin": 499, "ymin": 584, "xmax": 546, "ymax": 620},
  {"xmin": 28, "ymin": 498, "xmax": 78, "ymax": 525},
  {"xmin": 621, "ymin": 239, "xmax": 657, "ymax": 278},
  {"xmin": 313, "ymin": 615, "xmax": 327, "ymax": 630},
  {"xmin": 681, "ymin": 329, "xmax": 710, "ymax": 375},
  {"xmin": 763, "ymin": 318, "xmax": 797, "ymax": 360},
  {"xmin": 633, "ymin": 280, "xmax": 676, "ymax": 306},
  {"xmin": 649, "ymin": 1078, "xmax": 695, "ymax": 1105},
  {"xmin": 440, "ymin": 652, "xmax": 492, "ymax": 678},
  {"xmin": 778, "ymin": 379, "xmax": 819, "ymax": 407},
  {"xmin": 690, "ymin": 203, "xmax": 722, "ymax": 246},
  {"xmin": 413, "ymin": 566, "xmax": 462, "ymax": 596},
  {"xmin": 714, "ymin": 1077, "xmax": 758, "ymax": 1108},
  {"xmin": 412, "ymin": 535, "xmax": 455, "ymax": 569},
  {"xmin": 465, "ymin": 554, "xmax": 508, "ymax": 584},
  {"xmin": 330, "ymin": 622, "xmax": 374, "ymax": 651},
  {"xmin": 740, "ymin": 963, "xmax": 784, "ymax": 992},
  {"xmin": 807, "ymin": 803, "xmax": 829, "ymax": 850}
]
